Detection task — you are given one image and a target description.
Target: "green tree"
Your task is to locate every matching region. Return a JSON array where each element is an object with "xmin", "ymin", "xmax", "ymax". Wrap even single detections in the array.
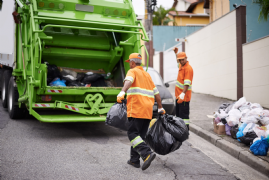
[
  {"xmin": 153, "ymin": 5, "xmax": 177, "ymax": 25},
  {"xmin": 253, "ymin": 0, "xmax": 269, "ymax": 22}
]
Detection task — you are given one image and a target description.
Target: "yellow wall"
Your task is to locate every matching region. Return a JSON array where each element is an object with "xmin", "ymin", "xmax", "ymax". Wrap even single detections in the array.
[
  {"xmin": 193, "ymin": 2, "xmax": 205, "ymax": 14},
  {"xmin": 210, "ymin": 0, "xmax": 230, "ymax": 22},
  {"xmin": 169, "ymin": 15, "xmax": 210, "ymax": 26}
]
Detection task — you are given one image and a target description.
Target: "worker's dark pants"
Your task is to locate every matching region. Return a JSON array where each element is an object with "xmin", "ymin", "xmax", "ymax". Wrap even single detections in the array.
[
  {"xmin": 176, "ymin": 100, "xmax": 190, "ymax": 130},
  {"xmin": 127, "ymin": 117, "xmax": 152, "ymax": 164}
]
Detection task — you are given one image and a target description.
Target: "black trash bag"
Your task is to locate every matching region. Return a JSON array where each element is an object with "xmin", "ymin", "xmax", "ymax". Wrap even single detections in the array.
[
  {"xmin": 218, "ymin": 103, "xmax": 230, "ymax": 113},
  {"xmin": 225, "ymin": 102, "xmax": 235, "ymax": 113},
  {"xmin": 76, "ymin": 73, "xmax": 85, "ymax": 82},
  {"xmin": 62, "ymin": 76, "xmax": 73, "ymax": 84},
  {"xmin": 230, "ymin": 124, "xmax": 239, "ymax": 139},
  {"xmin": 105, "ymin": 99, "xmax": 128, "ymax": 131},
  {"xmin": 47, "ymin": 64, "xmax": 62, "ymax": 84},
  {"xmin": 82, "ymin": 73, "xmax": 103, "ymax": 84},
  {"xmin": 161, "ymin": 114, "xmax": 189, "ymax": 142},
  {"xmin": 91, "ymin": 77, "xmax": 107, "ymax": 87},
  {"xmin": 145, "ymin": 115, "xmax": 182, "ymax": 155},
  {"xmin": 221, "ymin": 118, "xmax": 227, "ymax": 124},
  {"xmin": 238, "ymin": 132, "xmax": 258, "ymax": 146},
  {"xmin": 66, "ymin": 80, "xmax": 81, "ymax": 87}
]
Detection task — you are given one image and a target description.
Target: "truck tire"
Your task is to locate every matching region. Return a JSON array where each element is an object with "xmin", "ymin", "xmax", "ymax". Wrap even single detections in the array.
[
  {"xmin": 8, "ymin": 77, "xmax": 25, "ymax": 119},
  {"xmin": 0, "ymin": 68, "xmax": 4, "ymax": 94},
  {"xmin": 1, "ymin": 70, "xmax": 12, "ymax": 108}
]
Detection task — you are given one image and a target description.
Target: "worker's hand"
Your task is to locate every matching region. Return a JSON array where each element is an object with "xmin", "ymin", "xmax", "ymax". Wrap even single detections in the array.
[
  {"xmin": 176, "ymin": 92, "xmax": 185, "ymax": 104},
  {"xmin": 158, "ymin": 108, "xmax": 166, "ymax": 115},
  {"xmin": 117, "ymin": 91, "xmax": 125, "ymax": 103},
  {"xmin": 173, "ymin": 47, "xmax": 178, "ymax": 54}
]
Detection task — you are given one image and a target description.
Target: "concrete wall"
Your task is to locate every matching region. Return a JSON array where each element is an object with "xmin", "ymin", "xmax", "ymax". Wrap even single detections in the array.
[
  {"xmin": 153, "ymin": 26, "xmax": 203, "ymax": 52},
  {"xmin": 229, "ymin": 0, "xmax": 269, "ymax": 43},
  {"xmin": 185, "ymin": 10, "xmax": 237, "ymax": 100},
  {"xmin": 153, "ymin": 53, "xmax": 160, "ymax": 74},
  {"xmin": 243, "ymin": 36, "xmax": 269, "ymax": 108}
]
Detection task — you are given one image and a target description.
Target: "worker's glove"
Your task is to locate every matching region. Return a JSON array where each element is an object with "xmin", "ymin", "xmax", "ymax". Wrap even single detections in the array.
[
  {"xmin": 158, "ymin": 108, "xmax": 166, "ymax": 115},
  {"xmin": 176, "ymin": 92, "xmax": 185, "ymax": 104},
  {"xmin": 173, "ymin": 47, "xmax": 178, "ymax": 54},
  {"xmin": 117, "ymin": 91, "xmax": 125, "ymax": 103}
]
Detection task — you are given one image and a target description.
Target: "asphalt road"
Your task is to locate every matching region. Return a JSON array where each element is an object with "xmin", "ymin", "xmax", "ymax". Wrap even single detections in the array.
[{"xmin": 0, "ymin": 101, "xmax": 268, "ymax": 180}]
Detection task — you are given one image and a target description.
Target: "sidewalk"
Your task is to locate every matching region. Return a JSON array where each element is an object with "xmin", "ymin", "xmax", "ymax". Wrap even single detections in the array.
[{"xmin": 167, "ymin": 82, "xmax": 269, "ymax": 176}]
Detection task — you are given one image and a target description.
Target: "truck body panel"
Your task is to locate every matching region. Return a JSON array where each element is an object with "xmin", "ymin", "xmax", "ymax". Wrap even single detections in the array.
[{"xmin": 0, "ymin": 0, "xmax": 149, "ymax": 122}]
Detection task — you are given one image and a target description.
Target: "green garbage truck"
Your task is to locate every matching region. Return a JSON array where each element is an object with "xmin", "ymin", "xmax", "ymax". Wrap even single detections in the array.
[{"xmin": 0, "ymin": 0, "xmax": 148, "ymax": 122}]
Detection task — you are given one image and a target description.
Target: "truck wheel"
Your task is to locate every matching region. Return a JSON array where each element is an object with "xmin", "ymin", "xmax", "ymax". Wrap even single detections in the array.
[
  {"xmin": 1, "ymin": 70, "xmax": 12, "ymax": 108},
  {"xmin": 0, "ymin": 68, "xmax": 4, "ymax": 95},
  {"xmin": 8, "ymin": 77, "xmax": 24, "ymax": 119}
]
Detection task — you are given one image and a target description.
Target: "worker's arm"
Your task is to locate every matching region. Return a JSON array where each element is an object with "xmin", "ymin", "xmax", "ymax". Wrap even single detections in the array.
[
  {"xmin": 117, "ymin": 80, "xmax": 132, "ymax": 103},
  {"xmin": 155, "ymin": 93, "xmax": 162, "ymax": 109},
  {"xmin": 183, "ymin": 85, "xmax": 189, "ymax": 94},
  {"xmin": 122, "ymin": 80, "xmax": 132, "ymax": 92}
]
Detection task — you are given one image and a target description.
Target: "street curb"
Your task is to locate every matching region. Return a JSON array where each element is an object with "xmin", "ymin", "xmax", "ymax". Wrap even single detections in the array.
[{"xmin": 190, "ymin": 123, "xmax": 269, "ymax": 176}]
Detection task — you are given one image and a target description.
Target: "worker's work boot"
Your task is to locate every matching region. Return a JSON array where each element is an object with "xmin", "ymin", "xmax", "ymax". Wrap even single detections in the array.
[
  {"xmin": 141, "ymin": 153, "xmax": 156, "ymax": 171},
  {"xmin": 127, "ymin": 160, "xmax": 140, "ymax": 168}
]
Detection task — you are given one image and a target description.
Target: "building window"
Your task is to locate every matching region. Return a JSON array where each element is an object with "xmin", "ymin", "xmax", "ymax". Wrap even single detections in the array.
[{"xmin": 0, "ymin": 0, "xmax": 3, "ymax": 11}]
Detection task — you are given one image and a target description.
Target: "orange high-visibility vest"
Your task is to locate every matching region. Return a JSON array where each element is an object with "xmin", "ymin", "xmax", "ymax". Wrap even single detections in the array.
[
  {"xmin": 175, "ymin": 61, "xmax": 193, "ymax": 102},
  {"xmin": 124, "ymin": 66, "xmax": 159, "ymax": 119}
]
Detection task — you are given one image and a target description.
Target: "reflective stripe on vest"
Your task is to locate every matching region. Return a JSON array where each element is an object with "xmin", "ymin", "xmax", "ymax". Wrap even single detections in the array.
[
  {"xmin": 183, "ymin": 119, "xmax": 190, "ymax": 124},
  {"xmin": 184, "ymin": 79, "xmax": 191, "ymax": 86},
  {"xmin": 131, "ymin": 136, "xmax": 144, "ymax": 148},
  {"xmin": 127, "ymin": 87, "xmax": 154, "ymax": 98},
  {"xmin": 124, "ymin": 76, "xmax": 134, "ymax": 83},
  {"xmin": 153, "ymin": 87, "xmax": 159, "ymax": 95},
  {"xmin": 176, "ymin": 81, "xmax": 192, "ymax": 90}
]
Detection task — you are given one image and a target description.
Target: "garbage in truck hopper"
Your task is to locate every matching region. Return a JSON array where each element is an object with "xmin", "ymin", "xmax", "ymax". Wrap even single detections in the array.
[
  {"xmin": 213, "ymin": 97, "xmax": 269, "ymax": 156},
  {"xmin": 45, "ymin": 63, "xmax": 114, "ymax": 87}
]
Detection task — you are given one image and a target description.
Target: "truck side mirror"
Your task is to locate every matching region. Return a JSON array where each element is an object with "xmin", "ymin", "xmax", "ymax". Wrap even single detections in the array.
[{"xmin": 165, "ymin": 83, "xmax": 169, "ymax": 88}]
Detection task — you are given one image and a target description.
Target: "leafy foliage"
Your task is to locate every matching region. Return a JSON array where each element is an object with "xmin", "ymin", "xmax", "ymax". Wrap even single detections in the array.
[
  {"xmin": 253, "ymin": 0, "xmax": 269, "ymax": 22},
  {"xmin": 153, "ymin": 5, "xmax": 177, "ymax": 25}
]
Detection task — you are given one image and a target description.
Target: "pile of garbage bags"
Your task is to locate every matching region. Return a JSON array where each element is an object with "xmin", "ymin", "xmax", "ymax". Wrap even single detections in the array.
[
  {"xmin": 214, "ymin": 97, "xmax": 269, "ymax": 156},
  {"xmin": 145, "ymin": 114, "xmax": 189, "ymax": 155},
  {"xmin": 46, "ymin": 63, "xmax": 111, "ymax": 87}
]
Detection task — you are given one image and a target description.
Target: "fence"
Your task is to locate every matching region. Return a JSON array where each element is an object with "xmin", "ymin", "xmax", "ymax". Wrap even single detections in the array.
[
  {"xmin": 185, "ymin": 9, "xmax": 238, "ymax": 100},
  {"xmin": 243, "ymin": 35, "xmax": 269, "ymax": 108}
]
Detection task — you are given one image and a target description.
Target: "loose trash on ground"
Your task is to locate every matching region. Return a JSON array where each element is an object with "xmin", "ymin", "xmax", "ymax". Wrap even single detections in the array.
[
  {"xmin": 105, "ymin": 99, "xmax": 129, "ymax": 131},
  {"xmin": 213, "ymin": 97, "xmax": 269, "ymax": 156}
]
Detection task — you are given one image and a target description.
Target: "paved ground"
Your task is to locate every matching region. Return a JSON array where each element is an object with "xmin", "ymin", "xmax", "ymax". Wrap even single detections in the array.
[{"xmin": 0, "ymin": 88, "xmax": 268, "ymax": 179}]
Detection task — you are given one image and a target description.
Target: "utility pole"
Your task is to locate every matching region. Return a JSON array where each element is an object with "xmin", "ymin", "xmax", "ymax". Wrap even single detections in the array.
[{"xmin": 144, "ymin": 0, "xmax": 156, "ymax": 67}]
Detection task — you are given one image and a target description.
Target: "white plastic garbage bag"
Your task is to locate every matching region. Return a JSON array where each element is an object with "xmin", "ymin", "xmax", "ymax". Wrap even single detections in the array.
[
  {"xmin": 233, "ymin": 97, "xmax": 246, "ymax": 109},
  {"xmin": 265, "ymin": 130, "xmax": 269, "ymax": 138},
  {"xmin": 241, "ymin": 116, "xmax": 258, "ymax": 124},
  {"xmin": 243, "ymin": 123, "xmax": 255, "ymax": 135},
  {"xmin": 214, "ymin": 110, "xmax": 228, "ymax": 119},
  {"xmin": 227, "ymin": 109, "xmax": 241, "ymax": 126},
  {"xmin": 248, "ymin": 108, "xmax": 263, "ymax": 120},
  {"xmin": 238, "ymin": 102, "xmax": 251, "ymax": 112},
  {"xmin": 253, "ymin": 125, "xmax": 266, "ymax": 138},
  {"xmin": 241, "ymin": 109, "xmax": 250, "ymax": 118},
  {"xmin": 250, "ymin": 103, "xmax": 263, "ymax": 110},
  {"xmin": 262, "ymin": 110, "xmax": 269, "ymax": 117},
  {"xmin": 260, "ymin": 117, "xmax": 269, "ymax": 126}
]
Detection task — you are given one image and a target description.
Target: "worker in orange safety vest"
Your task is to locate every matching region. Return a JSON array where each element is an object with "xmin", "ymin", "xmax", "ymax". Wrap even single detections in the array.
[
  {"xmin": 173, "ymin": 48, "xmax": 193, "ymax": 131},
  {"xmin": 117, "ymin": 53, "xmax": 165, "ymax": 171}
]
